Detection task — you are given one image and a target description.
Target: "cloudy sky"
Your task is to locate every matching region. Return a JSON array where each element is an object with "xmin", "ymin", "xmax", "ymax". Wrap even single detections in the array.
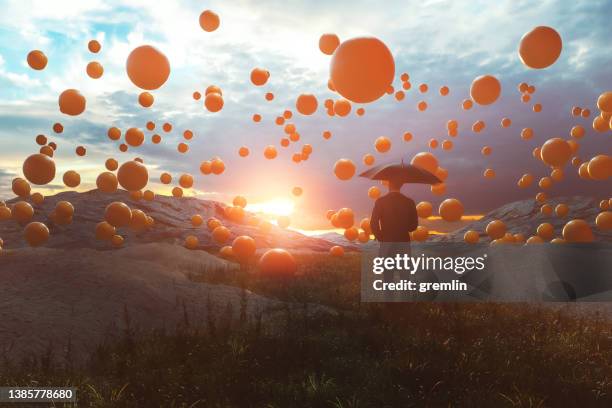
[{"xmin": 0, "ymin": 0, "xmax": 610, "ymax": 229}]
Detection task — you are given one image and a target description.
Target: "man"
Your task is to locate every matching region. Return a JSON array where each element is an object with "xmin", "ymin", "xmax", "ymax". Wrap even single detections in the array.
[{"xmin": 370, "ymin": 178, "xmax": 418, "ymax": 283}]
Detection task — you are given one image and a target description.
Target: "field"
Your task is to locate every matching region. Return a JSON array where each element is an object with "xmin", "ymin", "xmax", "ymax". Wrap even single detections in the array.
[{"xmin": 2, "ymin": 252, "xmax": 612, "ymax": 407}]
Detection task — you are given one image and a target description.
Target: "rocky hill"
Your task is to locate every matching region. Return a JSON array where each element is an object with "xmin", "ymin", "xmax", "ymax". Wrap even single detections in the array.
[{"xmin": 0, "ymin": 189, "xmax": 339, "ymax": 252}]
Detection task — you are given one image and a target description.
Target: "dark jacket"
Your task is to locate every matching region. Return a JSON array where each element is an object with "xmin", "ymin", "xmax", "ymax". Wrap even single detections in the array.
[{"xmin": 370, "ymin": 192, "xmax": 418, "ymax": 242}]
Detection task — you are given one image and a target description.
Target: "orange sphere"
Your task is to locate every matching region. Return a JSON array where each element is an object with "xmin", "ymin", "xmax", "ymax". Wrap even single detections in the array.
[
  {"xmin": 334, "ymin": 159, "xmax": 356, "ymax": 180},
  {"xmin": 179, "ymin": 173, "xmax": 194, "ymax": 189},
  {"xmin": 12, "ymin": 177, "xmax": 31, "ymax": 198},
  {"xmin": 96, "ymin": 171, "xmax": 118, "ymax": 192},
  {"xmin": 88, "ymin": 40, "xmax": 101, "ymax": 53},
  {"xmin": 263, "ymin": 145, "xmax": 278, "ymax": 159},
  {"xmin": 537, "ymin": 223, "xmax": 554, "ymax": 240},
  {"xmin": 258, "ymin": 249, "xmax": 297, "ymax": 277},
  {"xmin": 363, "ymin": 154, "xmax": 375, "ymax": 166},
  {"xmin": 238, "ymin": 146, "xmax": 250, "ymax": 157},
  {"xmin": 212, "ymin": 226, "xmax": 231, "ymax": 244},
  {"xmin": 250, "ymin": 68, "xmax": 270, "ymax": 86},
  {"xmin": 562, "ymin": 219, "xmax": 594, "ymax": 243},
  {"xmin": 58, "ymin": 89, "xmax": 86, "ymax": 116},
  {"xmin": 368, "ymin": 186, "xmax": 381, "ymax": 199},
  {"xmin": 330, "ymin": 37, "xmax": 395, "ymax": 103},
  {"xmin": 319, "ymin": 33, "xmax": 340, "ymax": 55},
  {"xmin": 205, "ymin": 92, "xmax": 224, "ymax": 112},
  {"xmin": 518, "ymin": 26, "xmax": 562, "ymax": 69},
  {"xmin": 470, "ymin": 75, "xmax": 501, "ymax": 105},
  {"xmin": 199, "ymin": 10, "xmax": 220, "ymax": 32},
  {"xmin": 329, "ymin": 245, "xmax": 344, "ymax": 257},
  {"xmin": 105, "ymin": 202, "xmax": 132, "ymax": 227},
  {"xmin": 439, "ymin": 198, "xmax": 464, "ymax": 222},
  {"xmin": 296, "ymin": 94, "xmax": 318, "ymax": 115},
  {"xmin": 63, "ymin": 170, "xmax": 81, "ymax": 188},
  {"xmin": 597, "ymin": 92, "xmax": 612, "ymax": 113},
  {"xmin": 464, "ymin": 230, "xmax": 480, "ymax": 244},
  {"xmin": 24, "ymin": 222, "xmax": 49, "ymax": 246},
  {"xmin": 211, "ymin": 158, "xmax": 225, "ymax": 174},
  {"xmin": 86, "ymin": 61, "xmax": 104, "ymax": 79},
  {"xmin": 374, "ymin": 136, "xmax": 391, "ymax": 153},
  {"xmin": 587, "ymin": 155, "xmax": 611, "ymax": 180},
  {"xmin": 27, "ymin": 50, "xmax": 47, "ymax": 70},
  {"xmin": 12, "ymin": 201, "xmax": 34, "ymax": 224},
  {"xmin": 126, "ymin": 45, "xmax": 170, "ymax": 90},
  {"xmin": 232, "ymin": 235, "xmax": 257, "ymax": 261},
  {"xmin": 540, "ymin": 138, "xmax": 571, "ymax": 167},
  {"xmin": 95, "ymin": 221, "xmax": 116, "ymax": 241},
  {"xmin": 22, "ymin": 153, "xmax": 56, "ymax": 185},
  {"xmin": 181, "ymin": 235, "xmax": 198, "ymax": 250},
  {"xmin": 416, "ymin": 201, "xmax": 433, "ymax": 218},
  {"xmin": 138, "ymin": 91, "xmax": 154, "ymax": 107},
  {"xmin": 111, "ymin": 235, "xmax": 124, "ymax": 247},
  {"xmin": 596, "ymin": 211, "xmax": 612, "ymax": 230},
  {"xmin": 108, "ymin": 127, "xmax": 121, "ymax": 141},
  {"xmin": 117, "ymin": 160, "xmax": 148, "ymax": 191},
  {"xmin": 486, "ymin": 220, "xmax": 507, "ymax": 240},
  {"xmin": 410, "ymin": 152, "xmax": 438, "ymax": 173},
  {"xmin": 124, "ymin": 127, "xmax": 144, "ymax": 147},
  {"xmin": 334, "ymin": 99, "xmax": 352, "ymax": 116}
]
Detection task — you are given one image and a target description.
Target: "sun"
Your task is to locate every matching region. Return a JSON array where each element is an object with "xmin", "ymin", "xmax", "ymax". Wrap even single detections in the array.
[{"xmin": 246, "ymin": 198, "xmax": 295, "ymax": 217}]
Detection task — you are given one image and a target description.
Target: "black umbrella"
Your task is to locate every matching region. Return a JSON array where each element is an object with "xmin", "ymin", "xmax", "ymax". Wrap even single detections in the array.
[{"xmin": 359, "ymin": 161, "xmax": 441, "ymax": 184}]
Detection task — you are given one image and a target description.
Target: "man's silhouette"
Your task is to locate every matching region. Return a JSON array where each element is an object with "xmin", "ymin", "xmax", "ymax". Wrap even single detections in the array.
[{"xmin": 370, "ymin": 179, "xmax": 418, "ymax": 283}]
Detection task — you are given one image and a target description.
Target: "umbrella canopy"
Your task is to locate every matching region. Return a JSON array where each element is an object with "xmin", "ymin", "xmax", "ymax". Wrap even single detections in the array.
[{"xmin": 359, "ymin": 162, "xmax": 441, "ymax": 184}]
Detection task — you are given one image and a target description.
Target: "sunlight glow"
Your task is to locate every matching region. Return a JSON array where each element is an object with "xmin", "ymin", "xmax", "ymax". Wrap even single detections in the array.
[{"xmin": 246, "ymin": 198, "xmax": 295, "ymax": 217}]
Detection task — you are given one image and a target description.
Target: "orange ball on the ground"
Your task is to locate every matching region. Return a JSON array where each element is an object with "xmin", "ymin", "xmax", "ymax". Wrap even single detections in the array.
[
  {"xmin": 104, "ymin": 202, "xmax": 132, "ymax": 227},
  {"xmin": 24, "ymin": 222, "xmax": 49, "ymax": 247},
  {"xmin": 258, "ymin": 249, "xmax": 297, "ymax": 277}
]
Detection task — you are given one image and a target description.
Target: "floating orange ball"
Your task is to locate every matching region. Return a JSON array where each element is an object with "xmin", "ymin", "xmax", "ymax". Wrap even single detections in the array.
[
  {"xmin": 117, "ymin": 160, "xmax": 148, "ymax": 191},
  {"xmin": 27, "ymin": 50, "xmax": 47, "ymax": 70},
  {"xmin": 439, "ymin": 198, "xmax": 464, "ymax": 222},
  {"xmin": 562, "ymin": 219, "xmax": 594, "ymax": 243},
  {"xmin": 416, "ymin": 201, "xmax": 433, "ymax": 218},
  {"xmin": 86, "ymin": 61, "xmax": 104, "ymax": 79},
  {"xmin": 88, "ymin": 40, "xmax": 101, "ymax": 53},
  {"xmin": 587, "ymin": 155, "xmax": 611, "ymax": 180},
  {"xmin": 263, "ymin": 145, "xmax": 277, "ymax": 159},
  {"xmin": 319, "ymin": 33, "xmax": 340, "ymax": 55},
  {"xmin": 95, "ymin": 221, "xmax": 116, "ymax": 241},
  {"xmin": 199, "ymin": 10, "xmax": 220, "ymax": 32},
  {"xmin": 410, "ymin": 152, "xmax": 438, "ymax": 174},
  {"xmin": 374, "ymin": 136, "xmax": 391, "ymax": 153},
  {"xmin": 334, "ymin": 99, "xmax": 351, "ymax": 116},
  {"xmin": 540, "ymin": 138, "xmax": 571, "ymax": 168},
  {"xmin": 212, "ymin": 225, "xmax": 231, "ymax": 244},
  {"xmin": 22, "ymin": 153, "xmax": 55, "ymax": 185},
  {"xmin": 232, "ymin": 235, "xmax": 257, "ymax": 261},
  {"xmin": 126, "ymin": 45, "xmax": 170, "ymax": 90},
  {"xmin": 250, "ymin": 68, "xmax": 270, "ymax": 86},
  {"xmin": 330, "ymin": 37, "xmax": 395, "ymax": 103},
  {"xmin": 334, "ymin": 159, "xmax": 356, "ymax": 180},
  {"xmin": 518, "ymin": 26, "xmax": 562, "ymax": 69},
  {"xmin": 464, "ymin": 230, "xmax": 480, "ymax": 244},
  {"xmin": 138, "ymin": 92, "xmax": 154, "ymax": 107},
  {"xmin": 486, "ymin": 220, "xmax": 507, "ymax": 240},
  {"xmin": 58, "ymin": 89, "xmax": 86, "ymax": 116},
  {"xmin": 596, "ymin": 211, "xmax": 612, "ymax": 230},
  {"xmin": 125, "ymin": 128, "xmax": 144, "ymax": 147},
  {"xmin": 105, "ymin": 202, "xmax": 132, "ymax": 227},
  {"xmin": 470, "ymin": 75, "xmax": 501, "ymax": 105},
  {"xmin": 296, "ymin": 94, "xmax": 318, "ymax": 115},
  {"xmin": 96, "ymin": 171, "xmax": 118, "ymax": 192},
  {"xmin": 12, "ymin": 201, "xmax": 34, "ymax": 223},
  {"xmin": 258, "ymin": 248, "xmax": 297, "ymax": 277},
  {"xmin": 24, "ymin": 222, "xmax": 49, "ymax": 247},
  {"xmin": 63, "ymin": 170, "xmax": 81, "ymax": 188},
  {"xmin": 205, "ymin": 92, "xmax": 224, "ymax": 112}
]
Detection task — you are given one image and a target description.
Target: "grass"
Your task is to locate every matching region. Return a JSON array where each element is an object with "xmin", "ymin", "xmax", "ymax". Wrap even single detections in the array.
[{"xmin": 2, "ymin": 252, "xmax": 612, "ymax": 407}]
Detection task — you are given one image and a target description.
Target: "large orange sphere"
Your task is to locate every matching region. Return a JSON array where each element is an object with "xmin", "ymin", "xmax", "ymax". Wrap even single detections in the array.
[
  {"xmin": 333, "ymin": 159, "xmax": 356, "ymax": 180},
  {"xmin": 199, "ymin": 10, "xmax": 220, "ymax": 32},
  {"xmin": 587, "ymin": 155, "xmax": 611, "ymax": 180},
  {"xmin": 439, "ymin": 198, "xmax": 464, "ymax": 222},
  {"xmin": 95, "ymin": 221, "xmax": 116, "ymax": 241},
  {"xmin": 597, "ymin": 92, "xmax": 612, "ymax": 113},
  {"xmin": 205, "ymin": 92, "xmax": 224, "ymax": 112},
  {"xmin": 258, "ymin": 248, "xmax": 297, "ymax": 277},
  {"xmin": 179, "ymin": 173, "xmax": 194, "ymax": 189},
  {"xmin": 22, "ymin": 153, "xmax": 56, "ymax": 185},
  {"xmin": 104, "ymin": 202, "xmax": 132, "ymax": 227},
  {"xmin": 330, "ymin": 37, "xmax": 395, "ymax": 103},
  {"xmin": 540, "ymin": 138, "xmax": 571, "ymax": 167},
  {"xmin": 12, "ymin": 201, "xmax": 34, "ymax": 224},
  {"xmin": 27, "ymin": 50, "xmax": 47, "ymax": 70},
  {"xmin": 96, "ymin": 171, "xmax": 118, "ymax": 192},
  {"xmin": 232, "ymin": 235, "xmax": 257, "ymax": 261},
  {"xmin": 24, "ymin": 222, "xmax": 49, "ymax": 247},
  {"xmin": 212, "ymin": 225, "xmax": 231, "ymax": 244},
  {"xmin": 518, "ymin": 26, "xmax": 562, "ymax": 69},
  {"xmin": 58, "ymin": 89, "xmax": 86, "ymax": 116},
  {"xmin": 410, "ymin": 152, "xmax": 438, "ymax": 174},
  {"xmin": 486, "ymin": 220, "xmax": 507, "ymax": 240},
  {"xmin": 63, "ymin": 170, "xmax": 81, "ymax": 188},
  {"xmin": 416, "ymin": 201, "xmax": 433, "ymax": 218},
  {"xmin": 319, "ymin": 33, "xmax": 340, "ymax": 55},
  {"xmin": 12, "ymin": 177, "xmax": 31, "ymax": 197},
  {"xmin": 470, "ymin": 75, "xmax": 501, "ymax": 105},
  {"xmin": 562, "ymin": 219, "xmax": 594, "ymax": 243},
  {"xmin": 296, "ymin": 94, "xmax": 318, "ymax": 115},
  {"xmin": 126, "ymin": 45, "xmax": 170, "ymax": 90},
  {"xmin": 125, "ymin": 128, "xmax": 144, "ymax": 147},
  {"xmin": 117, "ymin": 160, "xmax": 148, "ymax": 191},
  {"xmin": 250, "ymin": 68, "xmax": 270, "ymax": 86},
  {"xmin": 596, "ymin": 211, "xmax": 612, "ymax": 230}
]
